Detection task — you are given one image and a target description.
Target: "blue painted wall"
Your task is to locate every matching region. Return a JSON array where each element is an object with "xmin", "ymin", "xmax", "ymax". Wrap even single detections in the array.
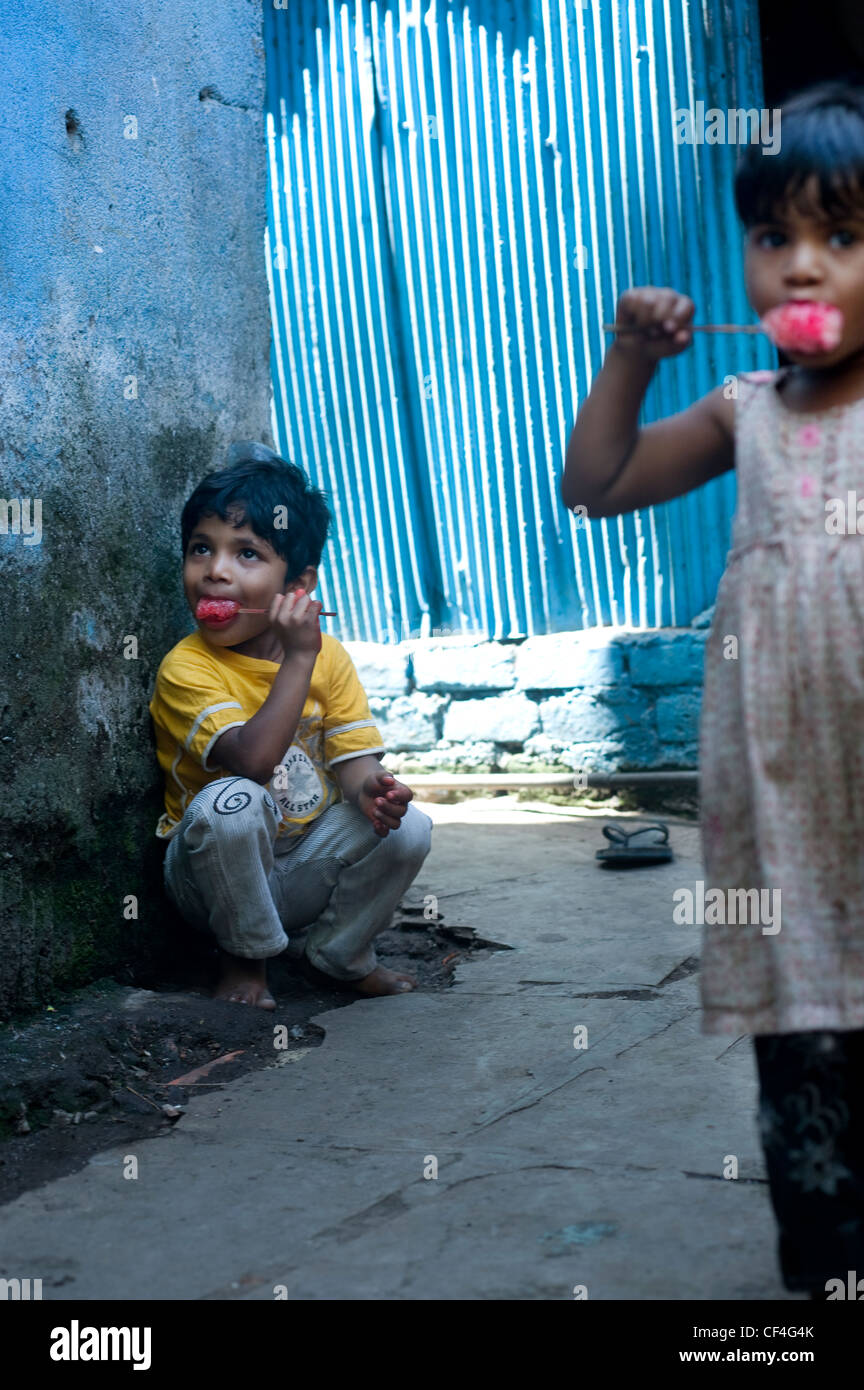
[
  {"xmin": 0, "ymin": 1, "xmax": 271, "ymax": 1015},
  {"xmin": 265, "ymin": 0, "xmax": 775, "ymax": 644}
]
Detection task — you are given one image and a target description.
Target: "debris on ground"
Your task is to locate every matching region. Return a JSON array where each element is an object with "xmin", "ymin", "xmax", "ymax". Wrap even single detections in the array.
[{"xmin": 0, "ymin": 907, "xmax": 507, "ymax": 1205}]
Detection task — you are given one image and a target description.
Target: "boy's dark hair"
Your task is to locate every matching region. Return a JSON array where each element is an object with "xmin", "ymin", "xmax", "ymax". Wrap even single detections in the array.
[
  {"xmin": 181, "ymin": 456, "xmax": 332, "ymax": 582},
  {"xmin": 735, "ymin": 79, "xmax": 864, "ymax": 227}
]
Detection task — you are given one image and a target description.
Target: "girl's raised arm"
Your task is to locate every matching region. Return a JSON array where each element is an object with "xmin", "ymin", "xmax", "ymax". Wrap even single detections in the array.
[{"xmin": 561, "ymin": 288, "xmax": 735, "ymax": 518}]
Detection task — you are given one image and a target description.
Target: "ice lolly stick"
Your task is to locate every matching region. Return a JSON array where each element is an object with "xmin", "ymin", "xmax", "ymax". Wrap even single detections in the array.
[
  {"xmin": 236, "ymin": 607, "xmax": 337, "ymax": 615},
  {"xmin": 604, "ymin": 302, "xmax": 843, "ymax": 353},
  {"xmin": 603, "ymin": 322, "xmax": 760, "ymax": 334}
]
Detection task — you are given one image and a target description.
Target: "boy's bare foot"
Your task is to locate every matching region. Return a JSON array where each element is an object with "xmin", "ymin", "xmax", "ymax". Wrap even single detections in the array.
[
  {"xmin": 300, "ymin": 956, "xmax": 417, "ymax": 996},
  {"xmin": 353, "ymin": 964, "xmax": 417, "ymax": 996},
  {"xmin": 214, "ymin": 951, "xmax": 276, "ymax": 1010}
]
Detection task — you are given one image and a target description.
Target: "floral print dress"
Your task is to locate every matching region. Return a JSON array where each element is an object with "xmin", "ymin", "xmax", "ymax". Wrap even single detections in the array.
[{"xmin": 698, "ymin": 369, "xmax": 864, "ymax": 1035}]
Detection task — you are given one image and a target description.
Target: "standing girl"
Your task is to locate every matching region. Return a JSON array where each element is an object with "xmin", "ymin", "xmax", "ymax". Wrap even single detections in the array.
[{"xmin": 562, "ymin": 81, "xmax": 864, "ymax": 1299}]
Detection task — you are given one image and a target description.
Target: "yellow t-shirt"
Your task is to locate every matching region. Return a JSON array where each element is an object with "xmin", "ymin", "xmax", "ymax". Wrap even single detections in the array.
[{"xmin": 149, "ymin": 630, "xmax": 384, "ymax": 842}]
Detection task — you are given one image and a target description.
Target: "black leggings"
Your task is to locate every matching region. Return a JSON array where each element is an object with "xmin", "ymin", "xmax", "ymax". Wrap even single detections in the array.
[{"xmin": 754, "ymin": 1030, "xmax": 864, "ymax": 1293}]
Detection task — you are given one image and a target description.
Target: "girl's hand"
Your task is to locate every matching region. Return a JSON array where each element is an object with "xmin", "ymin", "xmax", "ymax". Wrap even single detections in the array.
[
  {"xmin": 612, "ymin": 287, "xmax": 694, "ymax": 360},
  {"xmin": 270, "ymin": 586, "xmax": 323, "ymax": 657},
  {"xmin": 358, "ymin": 772, "xmax": 413, "ymax": 837}
]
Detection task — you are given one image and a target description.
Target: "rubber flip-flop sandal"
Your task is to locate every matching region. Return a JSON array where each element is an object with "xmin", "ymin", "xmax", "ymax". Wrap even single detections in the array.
[{"xmin": 595, "ymin": 821, "xmax": 673, "ymax": 866}]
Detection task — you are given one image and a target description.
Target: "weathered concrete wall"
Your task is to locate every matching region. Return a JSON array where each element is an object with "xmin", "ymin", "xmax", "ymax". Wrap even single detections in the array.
[{"xmin": 0, "ymin": 1, "xmax": 270, "ymax": 1017}]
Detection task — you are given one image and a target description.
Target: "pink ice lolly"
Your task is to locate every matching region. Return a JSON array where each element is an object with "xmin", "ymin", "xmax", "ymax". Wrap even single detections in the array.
[
  {"xmin": 196, "ymin": 595, "xmax": 336, "ymax": 620},
  {"xmin": 760, "ymin": 302, "xmax": 843, "ymax": 353},
  {"xmin": 196, "ymin": 598, "xmax": 242, "ymax": 620}
]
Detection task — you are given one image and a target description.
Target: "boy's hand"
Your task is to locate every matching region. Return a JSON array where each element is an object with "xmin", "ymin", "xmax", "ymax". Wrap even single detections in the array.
[
  {"xmin": 613, "ymin": 287, "xmax": 694, "ymax": 361},
  {"xmin": 269, "ymin": 586, "xmax": 323, "ymax": 657},
  {"xmin": 358, "ymin": 772, "xmax": 413, "ymax": 837}
]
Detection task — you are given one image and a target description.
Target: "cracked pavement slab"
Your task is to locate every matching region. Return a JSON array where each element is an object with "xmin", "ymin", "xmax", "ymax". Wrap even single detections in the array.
[{"xmin": 0, "ymin": 798, "xmax": 791, "ymax": 1300}]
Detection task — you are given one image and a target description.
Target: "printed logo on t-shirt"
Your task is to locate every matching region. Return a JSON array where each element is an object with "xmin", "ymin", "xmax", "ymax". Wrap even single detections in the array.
[{"xmin": 271, "ymin": 745, "xmax": 326, "ymax": 819}]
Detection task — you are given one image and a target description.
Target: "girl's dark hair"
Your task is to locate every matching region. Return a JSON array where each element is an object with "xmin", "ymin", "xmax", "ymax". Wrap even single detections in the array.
[
  {"xmin": 181, "ymin": 457, "xmax": 332, "ymax": 581},
  {"xmin": 735, "ymin": 80, "xmax": 864, "ymax": 227}
]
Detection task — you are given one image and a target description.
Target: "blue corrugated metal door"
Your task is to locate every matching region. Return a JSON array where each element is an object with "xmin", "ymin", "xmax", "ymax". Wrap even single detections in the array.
[{"xmin": 264, "ymin": 0, "xmax": 773, "ymax": 643}]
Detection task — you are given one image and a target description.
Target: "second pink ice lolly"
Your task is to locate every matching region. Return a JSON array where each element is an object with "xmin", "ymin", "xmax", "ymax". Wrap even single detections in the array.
[{"xmin": 760, "ymin": 302, "xmax": 843, "ymax": 354}]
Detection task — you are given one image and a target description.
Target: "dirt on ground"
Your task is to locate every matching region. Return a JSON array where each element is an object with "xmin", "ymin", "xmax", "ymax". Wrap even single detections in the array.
[
  {"xmin": 0, "ymin": 791, "xmax": 696, "ymax": 1209},
  {"xmin": 0, "ymin": 907, "xmax": 509, "ymax": 1207}
]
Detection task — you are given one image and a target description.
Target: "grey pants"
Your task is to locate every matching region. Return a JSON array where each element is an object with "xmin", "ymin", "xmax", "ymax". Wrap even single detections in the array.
[{"xmin": 163, "ymin": 776, "xmax": 433, "ymax": 980}]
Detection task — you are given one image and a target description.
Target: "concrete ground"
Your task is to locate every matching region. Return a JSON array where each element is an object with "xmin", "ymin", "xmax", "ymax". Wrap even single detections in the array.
[{"xmin": 3, "ymin": 797, "xmax": 795, "ymax": 1301}]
